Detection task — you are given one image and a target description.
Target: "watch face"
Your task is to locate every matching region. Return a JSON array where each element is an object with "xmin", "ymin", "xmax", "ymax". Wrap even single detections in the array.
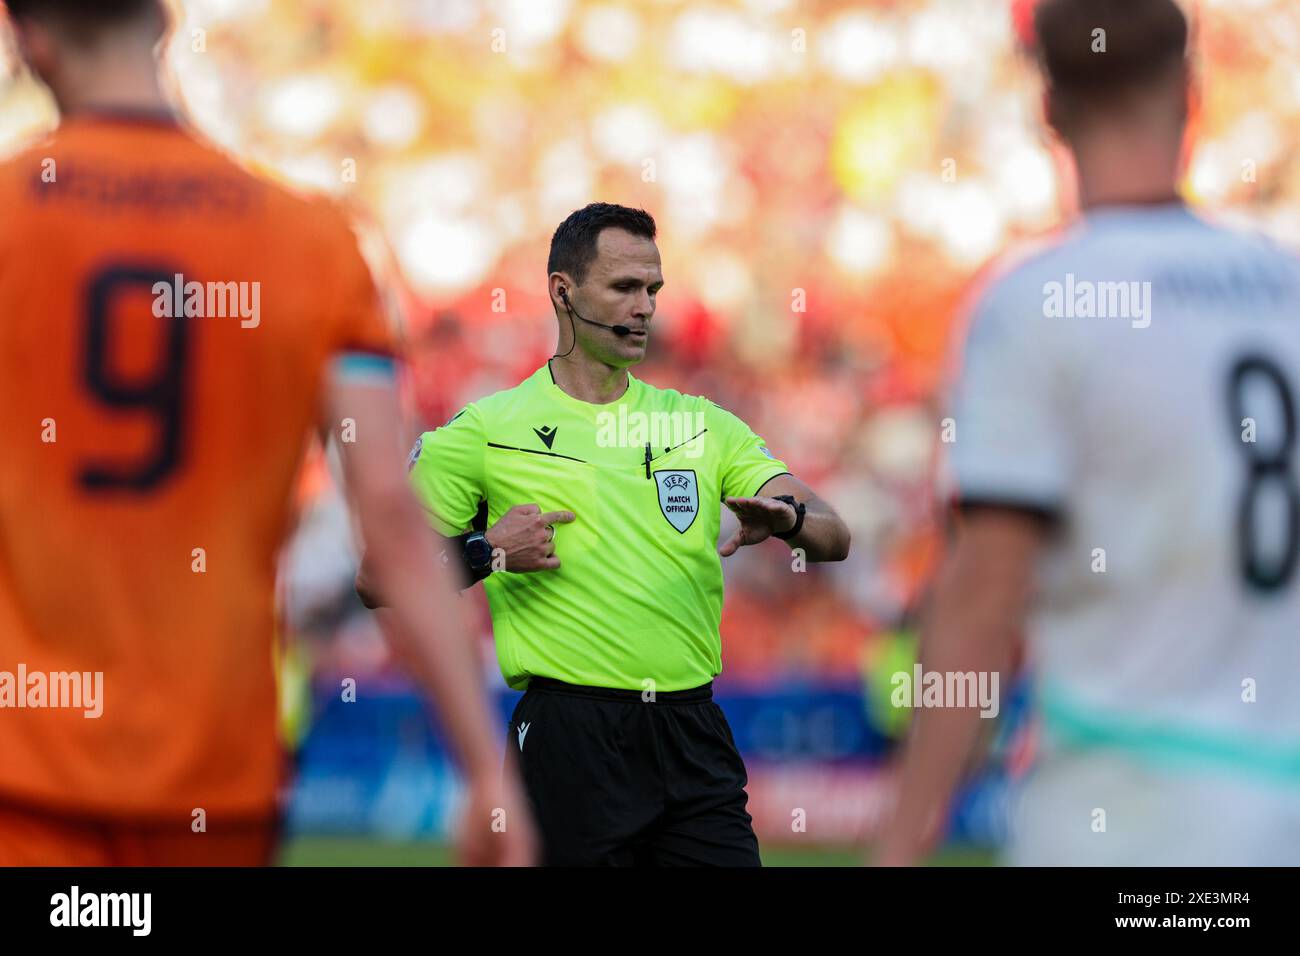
[{"xmin": 466, "ymin": 536, "xmax": 493, "ymax": 567}]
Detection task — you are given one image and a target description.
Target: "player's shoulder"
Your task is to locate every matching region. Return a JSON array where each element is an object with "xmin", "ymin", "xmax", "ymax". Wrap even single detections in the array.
[
  {"xmin": 948, "ymin": 224, "xmax": 1115, "ymax": 363},
  {"xmin": 168, "ymin": 125, "xmax": 363, "ymax": 253},
  {"xmin": 0, "ymin": 132, "xmax": 47, "ymax": 173},
  {"xmin": 0, "ymin": 119, "xmax": 350, "ymax": 232},
  {"xmin": 0, "ymin": 127, "xmax": 70, "ymax": 245},
  {"xmin": 977, "ymin": 207, "xmax": 1300, "ymax": 310},
  {"xmin": 1193, "ymin": 211, "xmax": 1300, "ymax": 271},
  {"xmin": 270, "ymin": 183, "xmax": 358, "ymax": 243},
  {"xmin": 0, "ymin": 126, "xmax": 58, "ymax": 199},
  {"xmin": 0, "ymin": 114, "xmax": 92, "ymax": 165},
  {"xmin": 226, "ymin": 159, "xmax": 359, "ymax": 252},
  {"xmin": 971, "ymin": 207, "xmax": 1209, "ymax": 300},
  {"xmin": 966, "ymin": 226, "xmax": 1085, "ymax": 319},
  {"xmin": 959, "ymin": 214, "xmax": 1176, "ymax": 349}
]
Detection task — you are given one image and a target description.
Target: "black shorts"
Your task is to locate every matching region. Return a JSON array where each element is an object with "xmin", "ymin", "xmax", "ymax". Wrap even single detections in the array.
[{"xmin": 507, "ymin": 677, "xmax": 761, "ymax": 866}]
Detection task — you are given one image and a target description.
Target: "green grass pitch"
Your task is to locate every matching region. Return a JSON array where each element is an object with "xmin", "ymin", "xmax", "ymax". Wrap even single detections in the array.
[{"xmin": 279, "ymin": 836, "xmax": 997, "ymax": 867}]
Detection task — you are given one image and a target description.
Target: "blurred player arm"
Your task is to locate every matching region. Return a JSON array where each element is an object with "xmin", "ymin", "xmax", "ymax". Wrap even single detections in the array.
[
  {"xmin": 319, "ymin": 208, "xmax": 533, "ymax": 862},
  {"xmin": 355, "ymin": 528, "xmax": 467, "ymax": 608},
  {"xmin": 876, "ymin": 270, "xmax": 1069, "ymax": 864},
  {"xmin": 325, "ymin": 373, "xmax": 502, "ymax": 780},
  {"xmin": 875, "ymin": 505, "xmax": 1044, "ymax": 865},
  {"xmin": 326, "ymin": 370, "xmax": 534, "ymax": 864}
]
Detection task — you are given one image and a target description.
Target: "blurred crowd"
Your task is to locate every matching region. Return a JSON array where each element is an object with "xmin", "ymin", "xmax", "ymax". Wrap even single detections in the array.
[{"xmin": 4, "ymin": 0, "xmax": 1299, "ymax": 688}]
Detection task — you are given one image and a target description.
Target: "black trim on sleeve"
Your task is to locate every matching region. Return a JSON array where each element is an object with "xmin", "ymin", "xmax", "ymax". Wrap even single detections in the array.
[{"xmin": 751, "ymin": 472, "xmax": 793, "ymax": 497}]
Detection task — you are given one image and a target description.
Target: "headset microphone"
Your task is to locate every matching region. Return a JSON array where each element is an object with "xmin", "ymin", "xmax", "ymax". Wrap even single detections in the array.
[{"xmin": 559, "ymin": 288, "xmax": 632, "ymax": 337}]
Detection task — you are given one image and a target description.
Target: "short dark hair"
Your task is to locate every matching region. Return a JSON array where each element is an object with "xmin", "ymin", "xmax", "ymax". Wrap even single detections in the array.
[
  {"xmin": 547, "ymin": 203, "xmax": 656, "ymax": 285},
  {"xmin": 1035, "ymin": 0, "xmax": 1189, "ymax": 120},
  {"xmin": 4, "ymin": 0, "xmax": 155, "ymax": 26}
]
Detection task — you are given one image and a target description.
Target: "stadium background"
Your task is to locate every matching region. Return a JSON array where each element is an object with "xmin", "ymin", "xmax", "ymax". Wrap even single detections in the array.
[{"xmin": 2, "ymin": 0, "xmax": 1297, "ymax": 865}]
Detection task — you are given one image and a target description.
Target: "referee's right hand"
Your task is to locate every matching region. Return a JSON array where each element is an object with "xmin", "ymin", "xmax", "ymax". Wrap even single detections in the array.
[{"xmin": 484, "ymin": 504, "xmax": 576, "ymax": 571}]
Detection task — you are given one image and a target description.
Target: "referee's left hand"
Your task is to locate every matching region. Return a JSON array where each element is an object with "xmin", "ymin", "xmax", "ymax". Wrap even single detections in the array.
[{"xmin": 718, "ymin": 496, "xmax": 797, "ymax": 556}]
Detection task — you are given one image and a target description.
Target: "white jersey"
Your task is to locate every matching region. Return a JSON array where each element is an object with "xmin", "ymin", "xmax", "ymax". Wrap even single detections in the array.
[{"xmin": 947, "ymin": 204, "xmax": 1300, "ymax": 862}]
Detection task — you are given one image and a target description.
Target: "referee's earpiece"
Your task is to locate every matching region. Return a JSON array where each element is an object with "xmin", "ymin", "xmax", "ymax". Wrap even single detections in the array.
[{"xmin": 553, "ymin": 286, "xmax": 578, "ymax": 359}]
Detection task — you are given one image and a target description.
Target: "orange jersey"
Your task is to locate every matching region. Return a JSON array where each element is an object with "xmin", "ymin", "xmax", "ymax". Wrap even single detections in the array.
[{"xmin": 0, "ymin": 111, "xmax": 392, "ymax": 820}]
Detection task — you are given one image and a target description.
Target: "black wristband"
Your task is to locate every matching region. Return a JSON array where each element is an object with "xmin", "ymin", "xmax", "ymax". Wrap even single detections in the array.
[{"xmin": 771, "ymin": 494, "xmax": 806, "ymax": 540}]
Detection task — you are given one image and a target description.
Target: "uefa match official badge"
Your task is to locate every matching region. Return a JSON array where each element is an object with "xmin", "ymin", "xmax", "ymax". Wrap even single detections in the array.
[{"xmin": 654, "ymin": 470, "xmax": 699, "ymax": 533}]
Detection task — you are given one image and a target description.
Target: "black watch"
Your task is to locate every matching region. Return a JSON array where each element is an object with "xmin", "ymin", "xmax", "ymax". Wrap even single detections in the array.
[
  {"xmin": 463, "ymin": 531, "xmax": 495, "ymax": 580},
  {"xmin": 771, "ymin": 494, "xmax": 806, "ymax": 540}
]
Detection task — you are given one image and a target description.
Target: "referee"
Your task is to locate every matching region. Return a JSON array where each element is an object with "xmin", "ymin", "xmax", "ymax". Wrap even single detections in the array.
[{"xmin": 361, "ymin": 203, "xmax": 850, "ymax": 865}]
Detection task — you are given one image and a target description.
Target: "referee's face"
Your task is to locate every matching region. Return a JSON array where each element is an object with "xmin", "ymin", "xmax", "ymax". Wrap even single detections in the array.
[{"xmin": 575, "ymin": 227, "xmax": 664, "ymax": 369}]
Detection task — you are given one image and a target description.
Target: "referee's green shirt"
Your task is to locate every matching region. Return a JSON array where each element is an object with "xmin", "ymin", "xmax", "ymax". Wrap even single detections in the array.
[{"xmin": 408, "ymin": 363, "xmax": 790, "ymax": 692}]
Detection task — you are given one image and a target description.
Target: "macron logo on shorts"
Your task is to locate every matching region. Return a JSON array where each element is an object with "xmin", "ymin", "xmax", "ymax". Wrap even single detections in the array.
[{"xmin": 517, "ymin": 722, "xmax": 531, "ymax": 751}]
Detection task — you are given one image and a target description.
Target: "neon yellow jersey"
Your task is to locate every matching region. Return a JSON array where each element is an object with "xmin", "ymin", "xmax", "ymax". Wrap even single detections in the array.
[{"xmin": 409, "ymin": 363, "xmax": 790, "ymax": 691}]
